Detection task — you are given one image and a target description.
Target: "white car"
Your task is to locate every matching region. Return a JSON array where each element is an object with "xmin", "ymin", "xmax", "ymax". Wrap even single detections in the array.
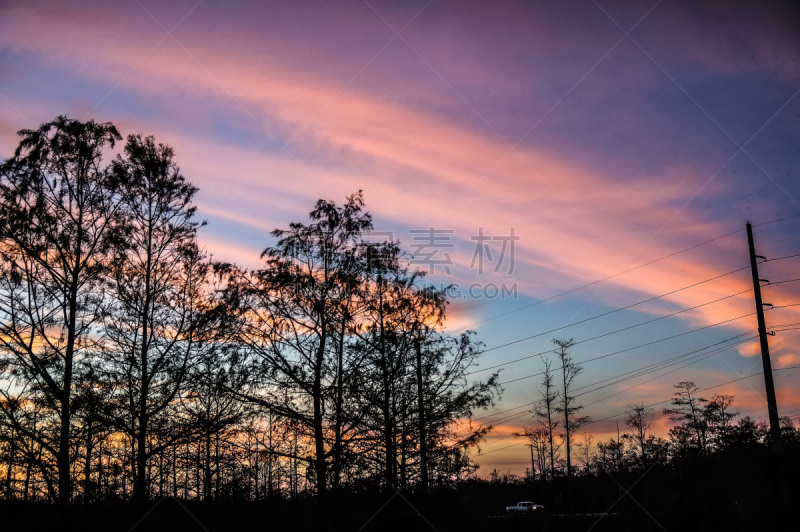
[{"xmin": 505, "ymin": 501, "xmax": 544, "ymax": 513}]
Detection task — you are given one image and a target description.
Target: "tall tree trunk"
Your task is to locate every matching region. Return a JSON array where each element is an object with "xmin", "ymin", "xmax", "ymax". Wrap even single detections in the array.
[
  {"xmin": 204, "ymin": 432, "xmax": 212, "ymax": 501},
  {"xmin": 58, "ymin": 287, "xmax": 77, "ymax": 506},
  {"xmin": 4, "ymin": 439, "xmax": 14, "ymax": 500},
  {"xmin": 158, "ymin": 451, "xmax": 164, "ymax": 497},
  {"xmin": 172, "ymin": 446, "xmax": 178, "ymax": 498},
  {"xmin": 415, "ymin": 338, "xmax": 428, "ymax": 494},
  {"xmin": 84, "ymin": 419, "xmax": 93, "ymax": 504},
  {"xmin": 313, "ymin": 335, "xmax": 328, "ymax": 530},
  {"xmin": 400, "ymin": 393, "xmax": 407, "ymax": 486},
  {"xmin": 332, "ymin": 318, "xmax": 346, "ymax": 493},
  {"xmin": 23, "ymin": 453, "xmax": 33, "ymax": 501},
  {"xmin": 268, "ymin": 412, "xmax": 273, "ymax": 497},
  {"xmin": 253, "ymin": 434, "xmax": 259, "ymax": 501},
  {"xmin": 562, "ymin": 367, "xmax": 572, "ymax": 480},
  {"xmin": 378, "ymin": 278, "xmax": 395, "ymax": 485},
  {"xmin": 214, "ymin": 431, "xmax": 220, "ymax": 499},
  {"xmin": 529, "ymin": 444, "xmax": 536, "ymax": 481}
]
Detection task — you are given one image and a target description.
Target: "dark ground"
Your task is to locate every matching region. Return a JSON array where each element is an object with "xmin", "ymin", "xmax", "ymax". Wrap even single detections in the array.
[{"xmin": 1, "ymin": 467, "xmax": 795, "ymax": 532}]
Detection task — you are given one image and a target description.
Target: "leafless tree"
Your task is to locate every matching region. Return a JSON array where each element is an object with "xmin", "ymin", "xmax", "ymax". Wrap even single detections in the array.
[
  {"xmin": 532, "ymin": 356, "xmax": 561, "ymax": 481},
  {"xmin": 625, "ymin": 403, "xmax": 653, "ymax": 468},
  {"xmin": 553, "ymin": 338, "xmax": 589, "ymax": 480}
]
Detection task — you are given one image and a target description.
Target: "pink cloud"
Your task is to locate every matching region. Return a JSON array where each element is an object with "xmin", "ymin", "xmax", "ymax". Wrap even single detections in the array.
[{"xmin": 4, "ymin": 0, "xmax": 800, "ymax": 339}]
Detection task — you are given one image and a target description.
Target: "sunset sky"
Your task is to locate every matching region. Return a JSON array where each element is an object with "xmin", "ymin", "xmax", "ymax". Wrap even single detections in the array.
[{"xmin": 2, "ymin": 0, "xmax": 799, "ymax": 476}]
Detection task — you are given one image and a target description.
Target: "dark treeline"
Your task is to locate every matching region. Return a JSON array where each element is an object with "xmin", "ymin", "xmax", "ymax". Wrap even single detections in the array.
[
  {"xmin": 0, "ymin": 117, "xmax": 501, "ymax": 527},
  {"xmin": 0, "ymin": 117, "xmax": 796, "ymax": 531},
  {"xmin": 491, "ymin": 376, "xmax": 799, "ymax": 531}
]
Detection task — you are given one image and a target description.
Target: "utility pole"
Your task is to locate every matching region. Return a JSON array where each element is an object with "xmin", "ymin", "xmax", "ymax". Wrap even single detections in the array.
[{"xmin": 746, "ymin": 222, "xmax": 782, "ymax": 452}]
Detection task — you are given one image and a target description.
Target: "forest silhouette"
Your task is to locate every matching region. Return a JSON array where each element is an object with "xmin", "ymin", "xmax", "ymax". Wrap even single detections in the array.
[{"xmin": 0, "ymin": 117, "xmax": 796, "ymax": 531}]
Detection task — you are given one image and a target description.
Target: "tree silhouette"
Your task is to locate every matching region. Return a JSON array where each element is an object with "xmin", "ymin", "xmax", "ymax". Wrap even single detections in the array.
[
  {"xmin": 532, "ymin": 355, "xmax": 561, "ymax": 481},
  {"xmin": 663, "ymin": 381, "xmax": 709, "ymax": 456},
  {"xmin": 101, "ymin": 134, "xmax": 207, "ymax": 503},
  {"xmin": 0, "ymin": 116, "xmax": 121, "ymax": 504},
  {"xmin": 625, "ymin": 403, "xmax": 653, "ymax": 469},
  {"xmin": 553, "ymin": 338, "xmax": 589, "ymax": 481}
]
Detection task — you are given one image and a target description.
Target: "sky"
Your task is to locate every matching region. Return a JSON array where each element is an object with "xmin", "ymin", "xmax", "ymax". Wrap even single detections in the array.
[{"xmin": 1, "ymin": 0, "xmax": 799, "ymax": 476}]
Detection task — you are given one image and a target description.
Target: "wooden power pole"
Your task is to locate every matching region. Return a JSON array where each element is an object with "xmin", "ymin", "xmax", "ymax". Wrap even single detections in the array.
[{"xmin": 746, "ymin": 222, "xmax": 782, "ymax": 452}]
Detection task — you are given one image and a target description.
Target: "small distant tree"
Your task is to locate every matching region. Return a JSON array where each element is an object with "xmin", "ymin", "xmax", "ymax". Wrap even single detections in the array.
[
  {"xmin": 663, "ymin": 381, "xmax": 709, "ymax": 456},
  {"xmin": 553, "ymin": 338, "xmax": 589, "ymax": 480},
  {"xmin": 575, "ymin": 433, "xmax": 595, "ymax": 476},
  {"xmin": 532, "ymin": 357, "xmax": 561, "ymax": 481},
  {"xmin": 596, "ymin": 437, "xmax": 624, "ymax": 474},
  {"xmin": 513, "ymin": 425, "xmax": 549, "ymax": 481},
  {"xmin": 625, "ymin": 403, "xmax": 653, "ymax": 469},
  {"xmin": 704, "ymin": 394, "xmax": 737, "ymax": 449}
]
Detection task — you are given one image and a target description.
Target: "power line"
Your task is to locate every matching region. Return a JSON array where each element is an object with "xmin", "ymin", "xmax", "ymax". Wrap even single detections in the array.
[
  {"xmin": 458, "ymin": 262, "xmax": 800, "ymax": 448},
  {"xmin": 478, "ymin": 257, "xmax": 800, "ymax": 359},
  {"xmin": 765, "ymin": 278, "xmax": 800, "ymax": 286},
  {"xmin": 467, "ymin": 319, "xmax": 800, "ymax": 438},
  {"xmin": 478, "ymin": 441, "xmax": 522, "ymax": 456},
  {"xmin": 478, "ymin": 265, "xmax": 748, "ymax": 353},
  {"xmin": 575, "ymin": 336, "xmax": 758, "ymax": 402},
  {"xmin": 753, "ymin": 213, "xmax": 800, "ymax": 228},
  {"xmin": 584, "ymin": 364, "xmax": 800, "ymax": 427},
  {"xmin": 765, "ymin": 253, "xmax": 800, "ymax": 263},
  {"xmin": 572, "ymin": 333, "xmax": 758, "ymax": 397},
  {"xmin": 472, "ymin": 364, "xmax": 800, "ymax": 458},
  {"xmin": 447, "ymin": 410, "xmax": 533, "ymax": 445},
  {"xmin": 481, "ymin": 323, "xmax": 800, "ymax": 423},
  {"xmin": 454, "ymin": 229, "xmax": 745, "ymax": 332},
  {"xmin": 458, "ymin": 334, "xmax": 756, "ymax": 442},
  {"xmin": 470, "ymin": 276, "xmax": 800, "ymax": 381},
  {"xmin": 469, "ymin": 332, "xmax": 756, "ymax": 430},
  {"xmin": 462, "ymin": 292, "xmax": 800, "ymax": 441},
  {"xmin": 472, "ymin": 400, "xmax": 538, "ymax": 423},
  {"xmin": 495, "ymin": 310, "xmax": 756, "ymax": 386},
  {"xmin": 450, "ymin": 296, "xmax": 800, "ymax": 446},
  {"xmin": 481, "ymin": 287, "xmax": 752, "ymax": 357},
  {"xmin": 454, "ymin": 213, "xmax": 800, "ymax": 334}
]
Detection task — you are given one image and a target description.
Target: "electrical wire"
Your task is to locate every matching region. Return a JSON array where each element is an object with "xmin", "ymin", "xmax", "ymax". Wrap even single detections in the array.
[
  {"xmin": 472, "ymin": 330, "xmax": 756, "ymax": 425},
  {"xmin": 572, "ymin": 333, "xmax": 758, "ymax": 397},
  {"xmin": 454, "ymin": 332, "xmax": 758, "ymax": 441},
  {"xmin": 470, "ymin": 276, "xmax": 800, "ymax": 380},
  {"xmin": 480, "ymin": 284, "xmax": 752, "ymax": 355},
  {"xmin": 495, "ymin": 311, "xmax": 755, "ymax": 386},
  {"xmin": 584, "ymin": 364, "xmax": 800, "ymax": 426},
  {"xmin": 574, "ymin": 337, "xmax": 758, "ymax": 403},
  {"xmin": 453, "ymin": 229, "xmax": 745, "ymax": 332},
  {"xmin": 453, "ymin": 213, "xmax": 800, "ymax": 334},
  {"xmin": 474, "ymin": 364, "xmax": 800, "ymax": 457},
  {"xmin": 477, "ymin": 265, "xmax": 749, "ymax": 354},
  {"xmin": 478, "ymin": 258, "xmax": 800, "ymax": 359}
]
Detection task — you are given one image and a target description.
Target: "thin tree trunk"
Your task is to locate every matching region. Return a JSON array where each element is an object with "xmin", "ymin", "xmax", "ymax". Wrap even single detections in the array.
[
  {"xmin": 268, "ymin": 412, "xmax": 273, "ymax": 497},
  {"xmin": 313, "ymin": 323, "xmax": 328, "ymax": 530},
  {"xmin": 4, "ymin": 439, "xmax": 15, "ymax": 500},
  {"xmin": 84, "ymin": 419, "xmax": 93, "ymax": 504},
  {"xmin": 415, "ymin": 337, "xmax": 429, "ymax": 493},
  {"xmin": 23, "ymin": 452, "xmax": 33, "ymax": 501}
]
